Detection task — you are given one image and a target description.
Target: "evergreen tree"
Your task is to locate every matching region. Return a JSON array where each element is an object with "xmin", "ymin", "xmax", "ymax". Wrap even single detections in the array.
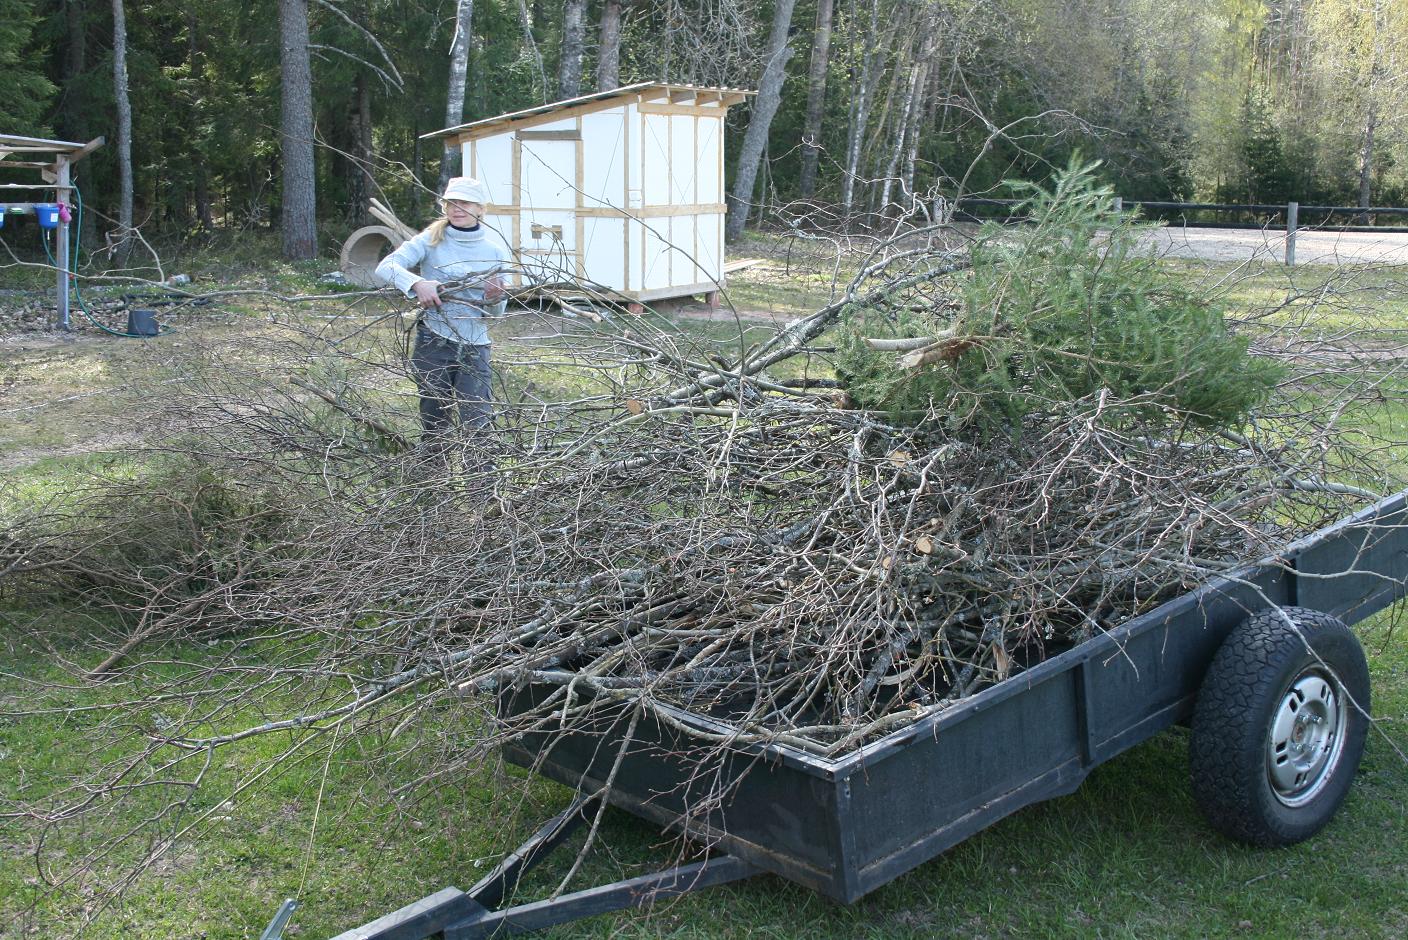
[
  {"xmin": 1, "ymin": 0, "xmax": 58, "ymax": 135},
  {"xmin": 836, "ymin": 158, "xmax": 1283, "ymax": 432}
]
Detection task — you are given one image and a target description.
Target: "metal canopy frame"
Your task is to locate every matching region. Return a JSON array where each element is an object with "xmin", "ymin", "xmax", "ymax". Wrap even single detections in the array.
[{"xmin": 0, "ymin": 133, "xmax": 105, "ymax": 331}]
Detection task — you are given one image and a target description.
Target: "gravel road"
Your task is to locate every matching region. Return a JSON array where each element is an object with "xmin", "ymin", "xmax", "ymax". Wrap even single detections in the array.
[{"xmin": 1138, "ymin": 226, "xmax": 1408, "ymax": 266}]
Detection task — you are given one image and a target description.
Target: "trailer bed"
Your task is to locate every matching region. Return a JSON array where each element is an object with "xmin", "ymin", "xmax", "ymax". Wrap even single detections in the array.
[{"xmin": 500, "ymin": 490, "xmax": 1408, "ymax": 902}]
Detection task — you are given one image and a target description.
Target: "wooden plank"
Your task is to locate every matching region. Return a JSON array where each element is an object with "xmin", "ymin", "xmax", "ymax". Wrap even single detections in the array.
[
  {"xmin": 636, "ymin": 279, "xmax": 725, "ymax": 302},
  {"xmin": 511, "ymin": 137, "xmax": 523, "ymax": 206},
  {"xmin": 516, "ymin": 129, "xmax": 581, "ymax": 141},
  {"xmin": 623, "ymin": 103, "xmax": 632, "ymax": 292},
  {"xmin": 574, "ymin": 117, "xmax": 585, "ymax": 209},
  {"xmin": 637, "ymin": 103, "xmax": 727, "ymax": 117},
  {"xmin": 723, "ymin": 258, "xmax": 764, "ymax": 274},
  {"xmin": 55, "ymin": 137, "xmax": 105, "ymax": 168},
  {"xmin": 509, "ymin": 204, "xmax": 723, "ymax": 219},
  {"xmin": 642, "ymin": 203, "xmax": 725, "ymax": 218}
]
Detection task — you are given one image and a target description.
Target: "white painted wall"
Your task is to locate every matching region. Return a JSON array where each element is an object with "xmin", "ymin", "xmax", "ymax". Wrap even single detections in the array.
[{"xmin": 458, "ymin": 95, "xmax": 730, "ymax": 297}]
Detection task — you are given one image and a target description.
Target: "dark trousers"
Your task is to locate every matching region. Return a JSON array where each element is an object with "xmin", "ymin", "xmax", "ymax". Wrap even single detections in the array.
[{"xmin": 410, "ymin": 328, "xmax": 493, "ymax": 440}]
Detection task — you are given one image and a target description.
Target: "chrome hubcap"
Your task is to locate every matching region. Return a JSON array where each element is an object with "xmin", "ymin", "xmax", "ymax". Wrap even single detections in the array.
[{"xmin": 1267, "ymin": 670, "xmax": 1345, "ymax": 807}]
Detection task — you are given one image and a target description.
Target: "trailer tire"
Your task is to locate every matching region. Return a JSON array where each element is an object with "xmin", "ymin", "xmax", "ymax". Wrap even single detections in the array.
[{"xmin": 1189, "ymin": 606, "xmax": 1369, "ymax": 847}]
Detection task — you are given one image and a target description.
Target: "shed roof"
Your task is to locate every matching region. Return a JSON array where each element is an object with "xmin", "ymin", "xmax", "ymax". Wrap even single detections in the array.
[{"xmin": 424, "ymin": 83, "xmax": 753, "ymax": 142}]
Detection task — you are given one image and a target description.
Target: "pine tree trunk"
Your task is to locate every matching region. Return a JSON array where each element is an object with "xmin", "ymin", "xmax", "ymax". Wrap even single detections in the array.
[
  {"xmin": 188, "ymin": 10, "xmax": 214, "ymax": 232},
  {"xmin": 725, "ymin": 0, "xmax": 799, "ymax": 241},
  {"xmin": 63, "ymin": 0, "xmax": 87, "ymax": 140},
  {"xmin": 111, "ymin": 0, "xmax": 133, "ymax": 262},
  {"xmin": 351, "ymin": 73, "xmax": 374, "ymax": 224},
  {"xmin": 279, "ymin": 0, "xmax": 318, "ymax": 260},
  {"xmin": 597, "ymin": 0, "xmax": 623, "ymax": 92},
  {"xmin": 558, "ymin": 0, "xmax": 587, "ymax": 99},
  {"xmin": 798, "ymin": 0, "xmax": 834, "ymax": 199},
  {"xmin": 439, "ymin": 0, "xmax": 475, "ymax": 193}
]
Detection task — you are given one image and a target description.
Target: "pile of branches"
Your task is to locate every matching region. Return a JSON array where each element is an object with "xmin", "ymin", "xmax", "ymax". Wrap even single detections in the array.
[{"xmin": 2, "ymin": 343, "xmax": 1381, "ymax": 760}]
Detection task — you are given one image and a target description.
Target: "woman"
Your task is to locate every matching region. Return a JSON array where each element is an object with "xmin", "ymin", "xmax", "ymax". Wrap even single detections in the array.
[{"xmin": 376, "ymin": 177, "xmax": 508, "ymax": 448}]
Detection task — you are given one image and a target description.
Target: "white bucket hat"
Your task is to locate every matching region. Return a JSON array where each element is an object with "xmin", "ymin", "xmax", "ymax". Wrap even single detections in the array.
[{"xmin": 442, "ymin": 176, "xmax": 489, "ymax": 205}]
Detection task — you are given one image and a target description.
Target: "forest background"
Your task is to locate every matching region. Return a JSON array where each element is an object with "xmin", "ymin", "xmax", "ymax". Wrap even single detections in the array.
[{"xmin": 5, "ymin": 0, "xmax": 1408, "ymax": 261}]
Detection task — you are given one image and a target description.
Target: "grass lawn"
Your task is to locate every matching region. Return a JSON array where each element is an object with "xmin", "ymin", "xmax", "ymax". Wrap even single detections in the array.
[{"xmin": 2, "ymin": 245, "xmax": 1407, "ymax": 939}]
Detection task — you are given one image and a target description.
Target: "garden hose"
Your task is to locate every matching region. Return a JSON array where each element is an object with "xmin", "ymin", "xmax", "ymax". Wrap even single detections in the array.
[{"xmin": 44, "ymin": 183, "xmax": 177, "ymax": 338}]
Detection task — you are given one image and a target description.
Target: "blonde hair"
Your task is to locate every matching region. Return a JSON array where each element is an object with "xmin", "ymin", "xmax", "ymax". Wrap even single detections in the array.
[{"xmin": 426, "ymin": 201, "xmax": 486, "ymax": 246}]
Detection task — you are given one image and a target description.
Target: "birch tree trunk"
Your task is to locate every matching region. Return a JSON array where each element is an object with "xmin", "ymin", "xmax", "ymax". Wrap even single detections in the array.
[
  {"xmin": 1358, "ymin": 96, "xmax": 1376, "ymax": 216},
  {"xmin": 514, "ymin": 0, "xmax": 548, "ymax": 103},
  {"xmin": 725, "ymin": 0, "xmax": 799, "ymax": 241},
  {"xmin": 901, "ymin": 56, "xmax": 931, "ymax": 204},
  {"xmin": 558, "ymin": 0, "xmax": 587, "ymax": 99},
  {"xmin": 798, "ymin": 0, "xmax": 834, "ymax": 199},
  {"xmin": 279, "ymin": 0, "xmax": 318, "ymax": 260},
  {"xmin": 884, "ymin": 32, "xmax": 932, "ymax": 213},
  {"xmin": 111, "ymin": 0, "xmax": 133, "ymax": 261},
  {"xmin": 842, "ymin": 0, "xmax": 885, "ymax": 214},
  {"xmin": 597, "ymin": 0, "xmax": 623, "ymax": 92},
  {"xmin": 439, "ymin": 0, "xmax": 475, "ymax": 193},
  {"xmin": 868, "ymin": 31, "xmax": 913, "ymax": 211}
]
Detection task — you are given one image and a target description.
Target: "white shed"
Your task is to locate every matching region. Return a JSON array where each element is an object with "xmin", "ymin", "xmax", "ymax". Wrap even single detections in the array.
[{"xmin": 425, "ymin": 83, "xmax": 751, "ymax": 308}]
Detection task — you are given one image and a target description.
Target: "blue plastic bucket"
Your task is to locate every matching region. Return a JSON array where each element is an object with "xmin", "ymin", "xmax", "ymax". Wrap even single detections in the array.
[{"xmin": 36, "ymin": 204, "xmax": 60, "ymax": 229}]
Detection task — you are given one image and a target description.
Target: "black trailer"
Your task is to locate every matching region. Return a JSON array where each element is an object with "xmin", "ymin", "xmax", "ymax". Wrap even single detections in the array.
[{"xmin": 326, "ymin": 490, "xmax": 1408, "ymax": 940}]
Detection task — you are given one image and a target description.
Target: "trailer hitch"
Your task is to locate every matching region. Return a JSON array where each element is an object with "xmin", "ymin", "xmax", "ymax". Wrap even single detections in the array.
[{"xmin": 329, "ymin": 794, "xmax": 761, "ymax": 939}]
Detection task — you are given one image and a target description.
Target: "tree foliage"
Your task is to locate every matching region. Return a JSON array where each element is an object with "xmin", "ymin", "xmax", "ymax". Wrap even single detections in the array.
[
  {"xmin": 0, "ymin": 0, "xmax": 57, "ymax": 136},
  {"xmin": 22, "ymin": 0, "xmax": 1408, "ymax": 251}
]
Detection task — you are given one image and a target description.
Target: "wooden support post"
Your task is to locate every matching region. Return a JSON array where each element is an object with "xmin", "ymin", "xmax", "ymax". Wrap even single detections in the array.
[
  {"xmin": 56, "ymin": 156, "xmax": 71, "ymax": 331},
  {"xmin": 627, "ymin": 301, "xmax": 644, "ymax": 315},
  {"xmin": 705, "ymin": 290, "xmax": 721, "ymax": 309},
  {"xmin": 1113, "ymin": 196, "xmax": 1123, "ymax": 214},
  {"xmin": 1285, "ymin": 201, "xmax": 1298, "ymax": 267}
]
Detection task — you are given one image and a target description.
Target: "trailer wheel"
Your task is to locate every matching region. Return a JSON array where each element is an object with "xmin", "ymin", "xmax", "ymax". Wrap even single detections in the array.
[{"xmin": 1189, "ymin": 606, "xmax": 1370, "ymax": 846}]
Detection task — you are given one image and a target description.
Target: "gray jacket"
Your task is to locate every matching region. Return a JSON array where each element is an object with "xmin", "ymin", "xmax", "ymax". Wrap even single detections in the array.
[{"xmin": 376, "ymin": 224, "xmax": 508, "ymax": 346}]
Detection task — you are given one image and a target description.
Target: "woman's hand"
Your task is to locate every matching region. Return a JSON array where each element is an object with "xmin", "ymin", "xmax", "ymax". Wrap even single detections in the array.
[
  {"xmin": 483, "ymin": 275, "xmax": 505, "ymax": 303},
  {"xmin": 411, "ymin": 279, "xmax": 442, "ymax": 308}
]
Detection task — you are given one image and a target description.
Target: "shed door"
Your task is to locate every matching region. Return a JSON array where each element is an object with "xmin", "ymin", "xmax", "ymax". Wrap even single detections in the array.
[{"xmin": 517, "ymin": 134, "xmax": 582, "ymax": 283}]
